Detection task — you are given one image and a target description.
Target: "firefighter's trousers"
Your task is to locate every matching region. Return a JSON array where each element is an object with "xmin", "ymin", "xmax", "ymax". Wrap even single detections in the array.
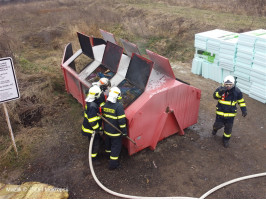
[
  {"xmin": 213, "ymin": 115, "xmax": 234, "ymax": 142},
  {"xmin": 87, "ymin": 132, "xmax": 102, "ymax": 159},
  {"xmin": 105, "ymin": 135, "xmax": 122, "ymax": 168}
]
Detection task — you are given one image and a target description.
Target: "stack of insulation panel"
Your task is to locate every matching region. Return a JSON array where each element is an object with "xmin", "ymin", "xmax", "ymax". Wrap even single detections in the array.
[
  {"xmin": 192, "ymin": 29, "xmax": 237, "ymax": 83},
  {"xmin": 235, "ymin": 29, "xmax": 266, "ymax": 100},
  {"xmin": 192, "ymin": 29, "xmax": 266, "ymax": 104},
  {"xmin": 219, "ymin": 33, "xmax": 239, "ymax": 72},
  {"xmin": 249, "ymin": 31, "xmax": 266, "ymax": 103},
  {"xmin": 234, "ymin": 30, "xmax": 257, "ymax": 94}
]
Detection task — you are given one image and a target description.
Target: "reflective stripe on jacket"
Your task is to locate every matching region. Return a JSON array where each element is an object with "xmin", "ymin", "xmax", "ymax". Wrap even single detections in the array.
[
  {"xmin": 82, "ymin": 101, "xmax": 101, "ymax": 135},
  {"xmin": 213, "ymin": 86, "xmax": 247, "ymax": 117},
  {"xmin": 103, "ymin": 101, "xmax": 127, "ymax": 137}
]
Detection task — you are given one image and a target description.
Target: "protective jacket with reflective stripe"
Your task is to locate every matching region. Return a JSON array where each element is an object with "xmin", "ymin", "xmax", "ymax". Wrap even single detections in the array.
[
  {"xmin": 213, "ymin": 86, "xmax": 247, "ymax": 117},
  {"xmin": 103, "ymin": 101, "xmax": 127, "ymax": 137},
  {"xmin": 82, "ymin": 101, "xmax": 102, "ymax": 136}
]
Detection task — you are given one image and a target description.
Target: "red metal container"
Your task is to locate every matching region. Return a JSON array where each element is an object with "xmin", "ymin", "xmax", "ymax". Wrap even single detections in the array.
[{"xmin": 61, "ymin": 30, "xmax": 201, "ymax": 155}]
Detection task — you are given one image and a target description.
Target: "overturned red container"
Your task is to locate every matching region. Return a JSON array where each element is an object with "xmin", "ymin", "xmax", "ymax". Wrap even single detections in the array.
[{"xmin": 61, "ymin": 30, "xmax": 201, "ymax": 155}]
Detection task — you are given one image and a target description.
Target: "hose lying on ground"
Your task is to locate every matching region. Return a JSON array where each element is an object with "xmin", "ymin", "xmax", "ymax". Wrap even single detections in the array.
[
  {"xmin": 88, "ymin": 132, "xmax": 195, "ymax": 199},
  {"xmin": 199, "ymin": 172, "xmax": 266, "ymax": 199},
  {"xmin": 88, "ymin": 132, "xmax": 266, "ymax": 199}
]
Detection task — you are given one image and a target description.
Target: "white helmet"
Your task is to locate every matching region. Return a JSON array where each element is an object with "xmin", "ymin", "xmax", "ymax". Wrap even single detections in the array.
[
  {"xmin": 92, "ymin": 77, "xmax": 111, "ymax": 92},
  {"xmin": 99, "ymin": 77, "xmax": 111, "ymax": 87},
  {"xmin": 223, "ymin": 75, "xmax": 235, "ymax": 89},
  {"xmin": 107, "ymin": 87, "xmax": 121, "ymax": 103},
  {"xmin": 98, "ymin": 77, "xmax": 111, "ymax": 92},
  {"xmin": 85, "ymin": 85, "xmax": 102, "ymax": 102}
]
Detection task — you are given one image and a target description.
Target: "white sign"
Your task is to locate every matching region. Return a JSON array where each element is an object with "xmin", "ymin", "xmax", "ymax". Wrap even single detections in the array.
[{"xmin": 0, "ymin": 57, "xmax": 20, "ymax": 103}]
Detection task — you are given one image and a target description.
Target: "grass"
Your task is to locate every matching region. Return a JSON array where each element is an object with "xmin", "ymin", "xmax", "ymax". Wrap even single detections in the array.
[
  {"xmin": 50, "ymin": 76, "xmax": 66, "ymax": 95},
  {"xmin": 19, "ymin": 55, "xmax": 60, "ymax": 74},
  {"xmin": 111, "ymin": 0, "xmax": 266, "ymax": 62},
  {"xmin": 73, "ymin": 54, "xmax": 94, "ymax": 74},
  {"xmin": 0, "ymin": 135, "xmax": 10, "ymax": 152},
  {"xmin": 116, "ymin": 0, "xmax": 266, "ymax": 31},
  {"xmin": 19, "ymin": 57, "xmax": 37, "ymax": 74},
  {"xmin": 109, "ymin": 24, "xmax": 135, "ymax": 42},
  {"xmin": 0, "ymin": 140, "xmax": 31, "ymax": 170},
  {"xmin": 68, "ymin": 96, "xmax": 83, "ymax": 122},
  {"xmin": 133, "ymin": 36, "xmax": 163, "ymax": 55}
]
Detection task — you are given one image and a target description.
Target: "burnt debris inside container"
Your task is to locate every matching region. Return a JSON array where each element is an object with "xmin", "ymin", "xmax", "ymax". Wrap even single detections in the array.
[
  {"xmin": 86, "ymin": 65, "xmax": 115, "ymax": 84},
  {"xmin": 118, "ymin": 53, "xmax": 153, "ymax": 108},
  {"xmin": 118, "ymin": 79, "xmax": 143, "ymax": 108}
]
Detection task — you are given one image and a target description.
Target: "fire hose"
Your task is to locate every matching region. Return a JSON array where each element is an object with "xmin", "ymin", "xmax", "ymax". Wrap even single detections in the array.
[
  {"xmin": 88, "ymin": 132, "xmax": 195, "ymax": 199},
  {"xmin": 88, "ymin": 132, "xmax": 266, "ymax": 199}
]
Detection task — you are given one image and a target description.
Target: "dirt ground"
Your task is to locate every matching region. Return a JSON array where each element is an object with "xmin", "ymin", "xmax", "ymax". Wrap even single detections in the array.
[
  {"xmin": 0, "ymin": 0, "xmax": 266, "ymax": 199},
  {"xmin": 2, "ymin": 63, "xmax": 265, "ymax": 199}
]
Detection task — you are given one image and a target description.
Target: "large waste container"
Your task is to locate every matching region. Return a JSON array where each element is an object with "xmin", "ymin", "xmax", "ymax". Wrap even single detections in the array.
[{"xmin": 61, "ymin": 30, "xmax": 201, "ymax": 155}]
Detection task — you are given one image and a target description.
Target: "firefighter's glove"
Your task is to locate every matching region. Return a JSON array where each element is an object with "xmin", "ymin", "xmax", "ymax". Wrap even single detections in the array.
[
  {"xmin": 122, "ymin": 132, "xmax": 127, "ymax": 137},
  {"xmin": 242, "ymin": 111, "xmax": 247, "ymax": 117},
  {"xmin": 218, "ymin": 87, "xmax": 227, "ymax": 95}
]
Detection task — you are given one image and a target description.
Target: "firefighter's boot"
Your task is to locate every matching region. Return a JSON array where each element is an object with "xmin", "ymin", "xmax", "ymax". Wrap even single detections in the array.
[
  {"xmin": 109, "ymin": 160, "xmax": 120, "ymax": 170},
  {"xmin": 92, "ymin": 157, "xmax": 101, "ymax": 166},
  {"xmin": 212, "ymin": 129, "xmax": 217, "ymax": 135},
  {"xmin": 223, "ymin": 139, "xmax": 229, "ymax": 148}
]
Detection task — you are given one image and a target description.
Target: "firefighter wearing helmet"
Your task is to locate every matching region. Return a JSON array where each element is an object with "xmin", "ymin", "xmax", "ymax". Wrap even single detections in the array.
[
  {"xmin": 81, "ymin": 85, "xmax": 105, "ymax": 162},
  {"xmin": 92, "ymin": 77, "xmax": 111, "ymax": 102},
  {"xmin": 102, "ymin": 86, "xmax": 127, "ymax": 170},
  {"xmin": 212, "ymin": 75, "xmax": 247, "ymax": 147},
  {"xmin": 92, "ymin": 77, "xmax": 111, "ymax": 93}
]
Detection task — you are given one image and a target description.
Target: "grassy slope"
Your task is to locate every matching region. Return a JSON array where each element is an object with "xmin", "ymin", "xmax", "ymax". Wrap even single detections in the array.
[{"xmin": 112, "ymin": 0, "xmax": 266, "ymax": 60}]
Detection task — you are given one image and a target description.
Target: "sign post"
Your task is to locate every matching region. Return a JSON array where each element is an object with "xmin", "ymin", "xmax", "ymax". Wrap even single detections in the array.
[
  {"xmin": 3, "ymin": 103, "xmax": 18, "ymax": 156},
  {"xmin": 0, "ymin": 57, "xmax": 20, "ymax": 156}
]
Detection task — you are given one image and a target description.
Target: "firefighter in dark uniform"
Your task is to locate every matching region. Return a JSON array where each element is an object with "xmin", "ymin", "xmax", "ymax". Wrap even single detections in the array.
[
  {"xmin": 212, "ymin": 75, "xmax": 247, "ymax": 147},
  {"xmin": 81, "ymin": 85, "xmax": 105, "ymax": 161},
  {"xmin": 102, "ymin": 86, "xmax": 127, "ymax": 170}
]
